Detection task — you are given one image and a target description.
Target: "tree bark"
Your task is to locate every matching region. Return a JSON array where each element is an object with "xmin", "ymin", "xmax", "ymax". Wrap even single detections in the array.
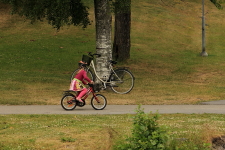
[
  {"xmin": 113, "ymin": 0, "xmax": 131, "ymax": 61},
  {"xmin": 94, "ymin": 0, "xmax": 112, "ymax": 81}
]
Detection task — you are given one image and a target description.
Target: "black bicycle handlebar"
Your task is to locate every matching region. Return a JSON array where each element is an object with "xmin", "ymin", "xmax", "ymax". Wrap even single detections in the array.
[
  {"xmin": 88, "ymin": 52, "xmax": 101, "ymax": 58},
  {"xmin": 87, "ymin": 83, "xmax": 94, "ymax": 88},
  {"xmin": 87, "ymin": 52, "xmax": 117, "ymax": 65}
]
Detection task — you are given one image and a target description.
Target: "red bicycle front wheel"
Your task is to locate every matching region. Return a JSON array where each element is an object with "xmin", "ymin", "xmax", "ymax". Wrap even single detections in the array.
[{"xmin": 91, "ymin": 94, "xmax": 107, "ymax": 110}]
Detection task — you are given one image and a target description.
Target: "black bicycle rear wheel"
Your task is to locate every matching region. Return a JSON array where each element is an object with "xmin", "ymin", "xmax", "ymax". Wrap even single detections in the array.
[
  {"xmin": 91, "ymin": 94, "xmax": 107, "ymax": 110},
  {"xmin": 109, "ymin": 69, "xmax": 134, "ymax": 94},
  {"xmin": 61, "ymin": 95, "xmax": 77, "ymax": 110}
]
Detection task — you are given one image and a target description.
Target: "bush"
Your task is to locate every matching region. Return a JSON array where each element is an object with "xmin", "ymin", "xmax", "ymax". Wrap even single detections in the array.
[{"xmin": 115, "ymin": 105, "xmax": 169, "ymax": 150}]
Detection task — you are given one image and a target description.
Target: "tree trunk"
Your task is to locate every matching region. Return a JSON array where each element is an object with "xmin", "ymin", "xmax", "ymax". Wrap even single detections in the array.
[
  {"xmin": 113, "ymin": 0, "xmax": 131, "ymax": 61},
  {"xmin": 94, "ymin": 0, "xmax": 112, "ymax": 82}
]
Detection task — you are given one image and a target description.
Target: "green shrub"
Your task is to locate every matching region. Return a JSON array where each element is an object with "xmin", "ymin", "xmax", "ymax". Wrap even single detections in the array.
[{"xmin": 115, "ymin": 105, "xmax": 169, "ymax": 150}]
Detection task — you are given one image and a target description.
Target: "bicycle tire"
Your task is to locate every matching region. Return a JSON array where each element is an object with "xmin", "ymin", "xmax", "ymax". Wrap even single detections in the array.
[
  {"xmin": 71, "ymin": 68, "xmax": 95, "ymax": 81},
  {"xmin": 109, "ymin": 69, "xmax": 134, "ymax": 94},
  {"xmin": 91, "ymin": 94, "xmax": 107, "ymax": 110},
  {"xmin": 61, "ymin": 95, "xmax": 77, "ymax": 110}
]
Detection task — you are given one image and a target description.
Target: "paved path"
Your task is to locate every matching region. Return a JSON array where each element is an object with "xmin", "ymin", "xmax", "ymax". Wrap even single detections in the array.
[{"xmin": 0, "ymin": 100, "xmax": 224, "ymax": 114}]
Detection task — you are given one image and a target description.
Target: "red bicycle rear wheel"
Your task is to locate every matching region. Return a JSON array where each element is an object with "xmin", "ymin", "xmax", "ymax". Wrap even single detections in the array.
[{"xmin": 61, "ymin": 95, "xmax": 77, "ymax": 110}]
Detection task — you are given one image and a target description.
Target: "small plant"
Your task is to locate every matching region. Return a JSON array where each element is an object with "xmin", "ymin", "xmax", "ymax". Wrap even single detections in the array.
[
  {"xmin": 61, "ymin": 137, "xmax": 76, "ymax": 143},
  {"xmin": 115, "ymin": 105, "xmax": 169, "ymax": 150}
]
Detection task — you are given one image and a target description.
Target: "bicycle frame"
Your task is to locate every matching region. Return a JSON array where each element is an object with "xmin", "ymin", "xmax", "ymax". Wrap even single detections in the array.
[
  {"xmin": 81, "ymin": 86, "xmax": 101, "ymax": 104},
  {"xmin": 65, "ymin": 85, "xmax": 98, "ymax": 102},
  {"xmin": 88, "ymin": 59, "xmax": 123, "ymax": 89},
  {"xmin": 82, "ymin": 86, "xmax": 95, "ymax": 100}
]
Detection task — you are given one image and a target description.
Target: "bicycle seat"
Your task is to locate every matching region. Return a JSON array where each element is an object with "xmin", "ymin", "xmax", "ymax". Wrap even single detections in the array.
[{"xmin": 109, "ymin": 60, "xmax": 117, "ymax": 65}]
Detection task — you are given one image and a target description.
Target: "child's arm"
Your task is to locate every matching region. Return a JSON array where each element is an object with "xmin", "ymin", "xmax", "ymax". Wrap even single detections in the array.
[{"xmin": 82, "ymin": 70, "xmax": 93, "ymax": 84}]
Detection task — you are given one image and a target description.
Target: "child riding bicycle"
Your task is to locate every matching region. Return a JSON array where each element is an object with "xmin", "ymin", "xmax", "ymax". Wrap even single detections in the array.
[{"xmin": 69, "ymin": 61, "xmax": 94, "ymax": 103}]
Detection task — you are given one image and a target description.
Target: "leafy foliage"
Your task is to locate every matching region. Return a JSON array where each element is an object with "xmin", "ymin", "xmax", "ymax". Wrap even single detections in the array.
[
  {"xmin": 0, "ymin": 0, "xmax": 90, "ymax": 29},
  {"xmin": 115, "ymin": 106, "xmax": 169, "ymax": 150},
  {"xmin": 210, "ymin": 0, "xmax": 223, "ymax": 9}
]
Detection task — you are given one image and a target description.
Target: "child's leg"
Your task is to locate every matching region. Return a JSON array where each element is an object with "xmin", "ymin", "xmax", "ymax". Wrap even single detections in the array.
[
  {"xmin": 69, "ymin": 80, "xmax": 76, "ymax": 91},
  {"xmin": 76, "ymin": 88, "xmax": 87, "ymax": 101}
]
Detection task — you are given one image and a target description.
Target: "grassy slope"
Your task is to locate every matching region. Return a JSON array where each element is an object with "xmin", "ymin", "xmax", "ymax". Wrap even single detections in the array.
[
  {"xmin": 130, "ymin": 0, "xmax": 225, "ymax": 104},
  {"xmin": 1, "ymin": 0, "xmax": 225, "ymax": 105}
]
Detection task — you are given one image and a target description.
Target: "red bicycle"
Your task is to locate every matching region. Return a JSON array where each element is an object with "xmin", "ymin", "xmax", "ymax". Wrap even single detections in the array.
[{"xmin": 61, "ymin": 84, "xmax": 107, "ymax": 110}]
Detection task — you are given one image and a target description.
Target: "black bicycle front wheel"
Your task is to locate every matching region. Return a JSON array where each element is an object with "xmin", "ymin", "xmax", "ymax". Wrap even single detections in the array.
[
  {"xmin": 61, "ymin": 95, "xmax": 77, "ymax": 110},
  {"xmin": 91, "ymin": 94, "xmax": 107, "ymax": 110},
  {"xmin": 71, "ymin": 68, "xmax": 94, "ymax": 81},
  {"xmin": 109, "ymin": 69, "xmax": 134, "ymax": 94}
]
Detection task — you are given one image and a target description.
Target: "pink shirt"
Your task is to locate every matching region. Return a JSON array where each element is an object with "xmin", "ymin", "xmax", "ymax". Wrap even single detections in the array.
[{"xmin": 75, "ymin": 69, "xmax": 91, "ymax": 85}]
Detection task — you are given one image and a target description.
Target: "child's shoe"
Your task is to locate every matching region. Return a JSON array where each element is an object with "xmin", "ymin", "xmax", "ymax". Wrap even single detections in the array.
[{"xmin": 76, "ymin": 98, "xmax": 83, "ymax": 103}]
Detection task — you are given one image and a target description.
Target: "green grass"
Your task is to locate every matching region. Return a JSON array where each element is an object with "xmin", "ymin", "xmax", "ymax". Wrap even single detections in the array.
[
  {"xmin": 1, "ymin": 1, "xmax": 225, "ymax": 149},
  {"xmin": 0, "ymin": 113, "xmax": 224, "ymax": 149},
  {"xmin": 1, "ymin": 0, "xmax": 225, "ymax": 105}
]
